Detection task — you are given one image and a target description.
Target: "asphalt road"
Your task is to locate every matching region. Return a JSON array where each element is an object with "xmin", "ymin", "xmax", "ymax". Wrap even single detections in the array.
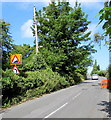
[{"xmin": 1, "ymin": 77, "xmax": 109, "ymax": 119}]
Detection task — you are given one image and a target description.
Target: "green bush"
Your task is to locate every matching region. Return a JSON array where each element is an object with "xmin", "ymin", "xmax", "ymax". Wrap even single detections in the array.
[
  {"xmin": 98, "ymin": 70, "xmax": 107, "ymax": 77},
  {"xmin": 24, "ymin": 53, "xmax": 48, "ymax": 71},
  {"xmin": 2, "ymin": 69, "xmax": 25, "ymax": 107},
  {"xmin": 2, "ymin": 67, "xmax": 70, "ymax": 107},
  {"xmin": 2, "ymin": 69, "xmax": 21, "ymax": 92},
  {"xmin": 108, "ymin": 65, "xmax": 111, "ymax": 80},
  {"xmin": 107, "ymin": 65, "xmax": 111, "ymax": 90},
  {"xmin": 25, "ymin": 68, "xmax": 70, "ymax": 94},
  {"xmin": 70, "ymin": 71, "xmax": 84, "ymax": 84}
]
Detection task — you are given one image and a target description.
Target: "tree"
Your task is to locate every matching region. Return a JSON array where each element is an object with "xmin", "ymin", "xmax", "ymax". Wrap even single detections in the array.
[
  {"xmin": 11, "ymin": 44, "xmax": 35, "ymax": 63},
  {"xmin": 98, "ymin": 1, "xmax": 111, "ymax": 37},
  {"xmin": 95, "ymin": 1, "xmax": 111, "ymax": 49},
  {"xmin": 93, "ymin": 1, "xmax": 111, "ymax": 47},
  {"xmin": 97, "ymin": 64, "xmax": 100, "ymax": 71},
  {"xmin": 91, "ymin": 60, "xmax": 100, "ymax": 75},
  {"xmin": 99, "ymin": 1, "xmax": 111, "ymax": 81},
  {"xmin": 93, "ymin": 33, "xmax": 104, "ymax": 47},
  {"xmin": 0, "ymin": 19, "xmax": 14, "ymax": 70},
  {"xmin": 96, "ymin": 1, "xmax": 111, "ymax": 81},
  {"xmin": 31, "ymin": 2, "xmax": 95, "ymax": 80}
]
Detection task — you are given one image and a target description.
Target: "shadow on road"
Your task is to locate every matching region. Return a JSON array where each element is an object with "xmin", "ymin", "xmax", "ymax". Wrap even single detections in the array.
[
  {"xmin": 92, "ymin": 84, "xmax": 99, "ymax": 86},
  {"xmin": 82, "ymin": 81, "xmax": 94, "ymax": 84},
  {"xmin": 97, "ymin": 100, "xmax": 111, "ymax": 117}
]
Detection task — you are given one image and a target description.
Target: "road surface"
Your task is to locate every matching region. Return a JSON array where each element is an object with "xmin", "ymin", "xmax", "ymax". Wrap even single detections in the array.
[{"xmin": 1, "ymin": 77, "xmax": 110, "ymax": 119}]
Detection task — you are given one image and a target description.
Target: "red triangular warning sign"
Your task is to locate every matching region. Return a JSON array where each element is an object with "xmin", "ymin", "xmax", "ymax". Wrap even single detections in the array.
[
  {"xmin": 11, "ymin": 55, "xmax": 20, "ymax": 64},
  {"xmin": 13, "ymin": 65, "xmax": 20, "ymax": 74}
]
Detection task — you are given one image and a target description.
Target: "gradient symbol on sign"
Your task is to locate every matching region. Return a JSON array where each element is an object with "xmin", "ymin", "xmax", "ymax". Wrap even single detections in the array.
[
  {"xmin": 12, "ymin": 55, "xmax": 20, "ymax": 64},
  {"xmin": 13, "ymin": 65, "xmax": 20, "ymax": 74},
  {"xmin": 10, "ymin": 54, "xmax": 22, "ymax": 65}
]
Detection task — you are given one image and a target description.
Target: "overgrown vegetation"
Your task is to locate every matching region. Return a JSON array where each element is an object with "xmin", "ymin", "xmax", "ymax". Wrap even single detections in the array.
[
  {"xmin": 91, "ymin": 60, "xmax": 107, "ymax": 77},
  {"xmin": 107, "ymin": 65, "xmax": 111, "ymax": 90},
  {"xmin": 96, "ymin": 1, "xmax": 111, "ymax": 48},
  {"xmin": 1, "ymin": 2, "xmax": 96, "ymax": 108},
  {"xmin": 2, "ymin": 67, "xmax": 71, "ymax": 108},
  {"xmin": 94, "ymin": 1, "xmax": 111, "ymax": 91},
  {"xmin": 97, "ymin": 1, "xmax": 111, "ymax": 90},
  {"xmin": 91, "ymin": 60, "xmax": 100, "ymax": 75}
]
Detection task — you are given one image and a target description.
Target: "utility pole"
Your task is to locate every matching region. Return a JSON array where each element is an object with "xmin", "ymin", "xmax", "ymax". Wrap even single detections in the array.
[{"xmin": 34, "ymin": 6, "xmax": 39, "ymax": 54}]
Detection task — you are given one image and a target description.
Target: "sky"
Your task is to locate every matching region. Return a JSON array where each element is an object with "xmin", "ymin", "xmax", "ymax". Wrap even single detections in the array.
[{"xmin": 1, "ymin": 0, "xmax": 109, "ymax": 73}]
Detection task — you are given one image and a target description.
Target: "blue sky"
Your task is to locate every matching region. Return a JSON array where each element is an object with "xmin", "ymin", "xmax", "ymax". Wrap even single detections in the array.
[{"xmin": 1, "ymin": 1, "xmax": 109, "ymax": 73}]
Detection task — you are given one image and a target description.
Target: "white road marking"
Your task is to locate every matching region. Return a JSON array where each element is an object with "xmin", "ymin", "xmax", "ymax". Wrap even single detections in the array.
[
  {"xmin": 44, "ymin": 92, "xmax": 82, "ymax": 119},
  {"xmin": 73, "ymin": 92, "xmax": 81, "ymax": 100},
  {"xmin": 44, "ymin": 102, "xmax": 68, "ymax": 119}
]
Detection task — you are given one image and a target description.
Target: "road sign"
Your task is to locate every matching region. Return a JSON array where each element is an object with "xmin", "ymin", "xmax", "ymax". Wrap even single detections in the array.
[
  {"xmin": 100, "ymin": 80, "xmax": 111, "ymax": 88},
  {"xmin": 10, "ymin": 54, "xmax": 22, "ymax": 65},
  {"xmin": 13, "ymin": 65, "xmax": 20, "ymax": 74}
]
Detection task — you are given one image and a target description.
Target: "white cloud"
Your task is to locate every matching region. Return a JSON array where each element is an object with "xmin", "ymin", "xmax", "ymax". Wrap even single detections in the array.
[{"xmin": 21, "ymin": 19, "xmax": 33, "ymax": 38}]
